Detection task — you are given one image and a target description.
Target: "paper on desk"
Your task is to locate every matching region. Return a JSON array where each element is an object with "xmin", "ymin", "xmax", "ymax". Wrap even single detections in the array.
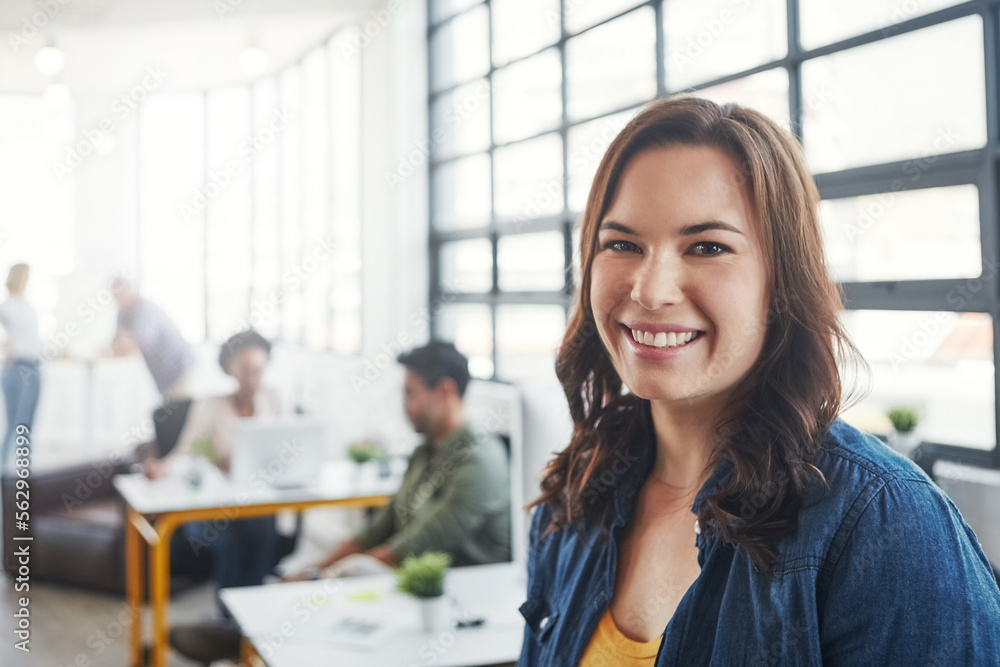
[{"xmin": 295, "ymin": 612, "xmax": 399, "ymax": 650}]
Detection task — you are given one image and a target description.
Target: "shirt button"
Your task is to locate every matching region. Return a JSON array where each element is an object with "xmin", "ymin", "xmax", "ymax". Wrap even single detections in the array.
[
  {"xmin": 694, "ymin": 519, "xmax": 701, "ymax": 535},
  {"xmin": 539, "ymin": 616, "xmax": 550, "ymax": 630}
]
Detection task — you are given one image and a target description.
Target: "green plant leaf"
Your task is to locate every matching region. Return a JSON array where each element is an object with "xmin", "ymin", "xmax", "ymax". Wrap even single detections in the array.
[{"xmin": 394, "ymin": 552, "xmax": 451, "ymax": 599}]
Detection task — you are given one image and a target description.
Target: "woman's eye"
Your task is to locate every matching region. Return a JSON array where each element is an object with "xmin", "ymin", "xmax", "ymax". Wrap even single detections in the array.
[
  {"xmin": 690, "ymin": 242, "xmax": 729, "ymax": 257},
  {"xmin": 604, "ymin": 239, "xmax": 640, "ymax": 253}
]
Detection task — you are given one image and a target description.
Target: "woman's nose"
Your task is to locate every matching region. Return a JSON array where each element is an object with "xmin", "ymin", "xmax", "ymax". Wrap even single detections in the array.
[{"xmin": 629, "ymin": 254, "xmax": 684, "ymax": 310}]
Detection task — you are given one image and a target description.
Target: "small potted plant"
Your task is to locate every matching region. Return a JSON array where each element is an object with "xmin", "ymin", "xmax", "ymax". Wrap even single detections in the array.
[
  {"xmin": 887, "ymin": 406, "xmax": 920, "ymax": 454},
  {"xmin": 395, "ymin": 552, "xmax": 451, "ymax": 633},
  {"xmin": 348, "ymin": 439, "xmax": 389, "ymax": 479},
  {"xmin": 347, "ymin": 439, "xmax": 384, "ymax": 464}
]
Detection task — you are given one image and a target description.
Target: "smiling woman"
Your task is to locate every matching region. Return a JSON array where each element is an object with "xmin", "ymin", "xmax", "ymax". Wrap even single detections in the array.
[{"xmin": 517, "ymin": 96, "xmax": 1000, "ymax": 666}]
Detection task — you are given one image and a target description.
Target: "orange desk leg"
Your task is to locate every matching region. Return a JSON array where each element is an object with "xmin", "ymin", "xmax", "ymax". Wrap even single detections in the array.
[
  {"xmin": 125, "ymin": 508, "xmax": 144, "ymax": 667},
  {"xmin": 241, "ymin": 635, "xmax": 266, "ymax": 666},
  {"xmin": 150, "ymin": 517, "xmax": 180, "ymax": 667}
]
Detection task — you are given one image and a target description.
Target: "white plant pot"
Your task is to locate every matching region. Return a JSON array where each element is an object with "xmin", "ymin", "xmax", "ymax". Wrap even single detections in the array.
[
  {"xmin": 888, "ymin": 429, "xmax": 920, "ymax": 455},
  {"xmin": 417, "ymin": 595, "xmax": 449, "ymax": 633}
]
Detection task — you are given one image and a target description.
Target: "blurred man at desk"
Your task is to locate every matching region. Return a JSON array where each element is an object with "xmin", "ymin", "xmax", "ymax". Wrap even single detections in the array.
[
  {"xmin": 170, "ymin": 341, "xmax": 511, "ymax": 663},
  {"xmin": 292, "ymin": 340, "xmax": 512, "ymax": 578}
]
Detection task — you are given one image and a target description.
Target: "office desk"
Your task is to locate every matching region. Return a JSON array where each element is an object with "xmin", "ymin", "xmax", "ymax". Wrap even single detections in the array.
[
  {"xmin": 220, "ymin": 562, "xmax": 526, "ymax": 667},
  {"xmin": 114, "ymin": 461, "xmax": 402, "ymax": 667}
]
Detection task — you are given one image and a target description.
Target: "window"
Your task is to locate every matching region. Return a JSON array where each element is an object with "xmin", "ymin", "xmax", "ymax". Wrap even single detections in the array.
[
  {"xmin": 134, "ymin": 28, "xmax": 363, "ymax": 352},
  {"xmin": 428, "ymin": 0, "xmax": 999, "ymax": 462}
]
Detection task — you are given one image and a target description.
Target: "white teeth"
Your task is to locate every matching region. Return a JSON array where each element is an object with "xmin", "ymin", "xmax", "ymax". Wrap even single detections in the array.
[{"xmin": 630, "ymin": 328, "xmax": 699, "ymax": 348}]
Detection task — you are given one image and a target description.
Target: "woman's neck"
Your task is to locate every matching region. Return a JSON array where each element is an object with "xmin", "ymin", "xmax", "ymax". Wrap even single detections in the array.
[
  {"xmin": 232, "ymin": 391, "xmax": 255, "ymax": 417},
  {"xmin": 647, "ymin": 396, "xmax": 725, "ymax": 493}
]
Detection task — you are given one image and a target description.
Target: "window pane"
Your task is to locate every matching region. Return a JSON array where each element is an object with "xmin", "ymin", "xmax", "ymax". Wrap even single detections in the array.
[
  {"xmin": 492, "ymin": 0, "xmax": 560, "ymax": 66},
  {"xmin": 302, "ymin": 47, "xmax": 332, "ymax": 350},
  {"xmin": 251, "ymin": 78, "xmax": 281, "ymax": 341},
  {"xmin": 665, "ymin": 0, "xmax": 786, "ymax": 90},
  {"xmin": 565, "ymin": 0, "xmax": 644, "ymax": 34},
  {"xmin": 566, "ymin": 8, "xmax": 657, "ymax": 121},
  {"xmin": 431, "ymin": 0, "xmax": 482, "ymax": 24},
  {"xmin": 494, "ymin": 133, "xmax": 563, "ymax": 221},
  {"xmin": 330, "ymin": 31, "xmax": 363, "ymax": 353},
  {"xmin": 205, "ymin": 86, "xmax": 252, "ymax": 343},
  {"xmin": 496, "ymin": 305, "xmax": 565, "ymax": 381},
  {"xmin": 436, "ymin": 303, "xmax": 494, "ymax": 378},
  {"xmin": 498, "ymin": 231, "xmax": 566, "ymax": 292},
  {"xmin": 800, "ymin": 0, "xmax": 963, "ymax": 49},
  {"xmin": 279, "ymin": 66, "xmax": 303, "ymax": 343},
  {"xmin": 839, "ymin": 311, "xmax": 994, "ymax": 450},
  {"xmin": 695, "ymin": 68, "xmax": 790, "ymax": 132},
  {"xmin": 802, "ymin": 16, "xmax": 985, "ymax": 173},
  {"xmin": 431, "ymin": 5, "xmax": 490, "ymax": 92},
  {"xmin": 432, "ymin": 153, "xmax": 491, "ymax": 229},
  {"xmin": 0, "ymin": 94, "xmax": 74, "ymax": 339},
  {"xmin": 441, "ymin": 239, "xmax": 493, "ymax": 292},
  {"xmin": 821, "ymin": 185, "xmax": 981, "ymax": 282},
  {"xmin": 494, "ymin": 134, "xmax": 563, "ymax": 224},
  {"xmin": 567, "ymin": 108, "xmax": 638, "ymax": 212},
  {"xmin": 494, "ymin": 48, "xmax": 563, "ymax": 144},
  {"xmin": 140, "ymin": 93, "xmax": 205, "ymax": 341},
  {"xmin": 430, "ymin": 78, "xmax": 491, "ymax": 160}
]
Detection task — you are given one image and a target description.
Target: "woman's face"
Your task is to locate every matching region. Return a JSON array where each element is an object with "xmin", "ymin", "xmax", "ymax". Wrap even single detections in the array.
[
  {"xmin": 228, "ymin": 346, "xmax": 269, "ymax": 395},
  {"xmin": 590, "ymin": 144, "xmax": 771, "ymax": 408}
]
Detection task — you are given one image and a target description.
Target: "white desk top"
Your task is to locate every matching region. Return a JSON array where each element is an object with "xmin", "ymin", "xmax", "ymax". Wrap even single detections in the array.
[
  {"xmin": 113, "ymin": 459, "xmax": 404, "ymax": 515},
  {"xmin": 220, "ymin": 562, "xmax": 526, "ymax": 667}
]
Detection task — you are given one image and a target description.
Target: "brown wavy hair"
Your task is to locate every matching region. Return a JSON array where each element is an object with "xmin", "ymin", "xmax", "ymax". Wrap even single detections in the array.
[{"xmin": 532, "ymin": 96, "xmax": 867, "ymax": 572}]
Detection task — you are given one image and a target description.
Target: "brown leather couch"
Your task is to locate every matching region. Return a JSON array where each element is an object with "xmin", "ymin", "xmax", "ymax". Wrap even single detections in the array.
[
  {"xmin": 2, "ymin": 455, "xmax": 136, "ymax": 592},
  {"xmin": 1, "ymin": 399, "xmax": 200, "ymax": 594}
]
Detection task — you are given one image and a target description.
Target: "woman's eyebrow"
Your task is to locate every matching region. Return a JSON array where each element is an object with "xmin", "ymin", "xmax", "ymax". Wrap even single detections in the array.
[
  {"xmin": 680, "ymin": 221, "xmax": 744, "ymax": 236},
  {"xmin": 598, "ymin": 221, "xmax": 637, "ymax": 235}
]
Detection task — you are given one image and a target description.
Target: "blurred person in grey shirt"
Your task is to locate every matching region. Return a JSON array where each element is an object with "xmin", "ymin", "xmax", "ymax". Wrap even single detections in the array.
[
  {"xmin": 0, "ymin": 264, "xmax": 41, "ymax": 473},
  {"xmin": 111, "ymin": 277, "xmax": 195, "ymax": 401}
]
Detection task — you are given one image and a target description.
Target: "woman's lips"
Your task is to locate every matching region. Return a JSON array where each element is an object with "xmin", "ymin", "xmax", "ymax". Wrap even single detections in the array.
[{"xmin": 620, "ymin": 323, "xmax": 704, "ymax": 359}]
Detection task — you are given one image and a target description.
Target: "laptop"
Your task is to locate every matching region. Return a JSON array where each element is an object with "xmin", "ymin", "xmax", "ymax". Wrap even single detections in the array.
[{"xmin": 229, "ymin": 415, "xmax": 328, "ymax": 489}]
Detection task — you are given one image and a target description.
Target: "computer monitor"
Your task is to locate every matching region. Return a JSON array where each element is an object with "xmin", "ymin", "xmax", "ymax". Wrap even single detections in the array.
[{"xmin": 229, "ymin": 415, "xmax": 327, "ymax": 490}]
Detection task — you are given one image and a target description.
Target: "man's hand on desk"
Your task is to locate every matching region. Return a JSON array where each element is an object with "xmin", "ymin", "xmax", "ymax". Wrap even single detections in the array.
[
  {"xmin": 365, "ymin": 544, "xmax": 398, "ymax": 567},
  {"xmin": 142, "ymin": 458, "xmax": 168, "ymax": 480},
  {"xmin": 280, "ymin": 540, "xmax": 398, "ymax": 582}
]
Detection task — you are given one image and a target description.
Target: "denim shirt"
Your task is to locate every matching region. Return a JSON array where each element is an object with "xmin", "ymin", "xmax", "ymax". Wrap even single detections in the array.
[{"xmin": 518, "ymin": 419, "xmax": 1000, "ymax": 666}]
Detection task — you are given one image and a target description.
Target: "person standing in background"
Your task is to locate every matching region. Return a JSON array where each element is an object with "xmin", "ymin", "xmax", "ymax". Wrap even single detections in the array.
[
  {"xmin": 0, "ymin": 264, "xmax": 41, "ymax": 474},
  {"xmin": 111, "ymin": 277, "xmax": 196, "ymax": 401}
]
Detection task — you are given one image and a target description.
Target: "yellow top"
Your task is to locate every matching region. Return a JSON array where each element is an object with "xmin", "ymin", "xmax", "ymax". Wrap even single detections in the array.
[{"xmin": 578, "ymin": 607, "xmax": 662, "ymax": 666}]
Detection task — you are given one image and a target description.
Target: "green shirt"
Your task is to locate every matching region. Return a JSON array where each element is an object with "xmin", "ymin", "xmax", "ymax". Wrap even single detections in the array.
[{"xmin": 353, "ymin": 424, "xmax": 511, "ymax": 566}]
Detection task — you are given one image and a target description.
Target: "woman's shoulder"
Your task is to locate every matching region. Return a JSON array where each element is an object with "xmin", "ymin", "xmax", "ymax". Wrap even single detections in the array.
[
  {"xmin": 777, "ymin": 418, "xmax": 974, "ymax": 572},
  {"xmin": 815, "ymin": 418, "xmax": 929, "ymax": 486}
]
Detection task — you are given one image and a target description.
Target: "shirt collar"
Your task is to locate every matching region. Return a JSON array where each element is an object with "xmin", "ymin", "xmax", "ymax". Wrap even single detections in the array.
[{"xmin": 428, "ymin": 423, "xmax": 472, "ymax": 455}]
